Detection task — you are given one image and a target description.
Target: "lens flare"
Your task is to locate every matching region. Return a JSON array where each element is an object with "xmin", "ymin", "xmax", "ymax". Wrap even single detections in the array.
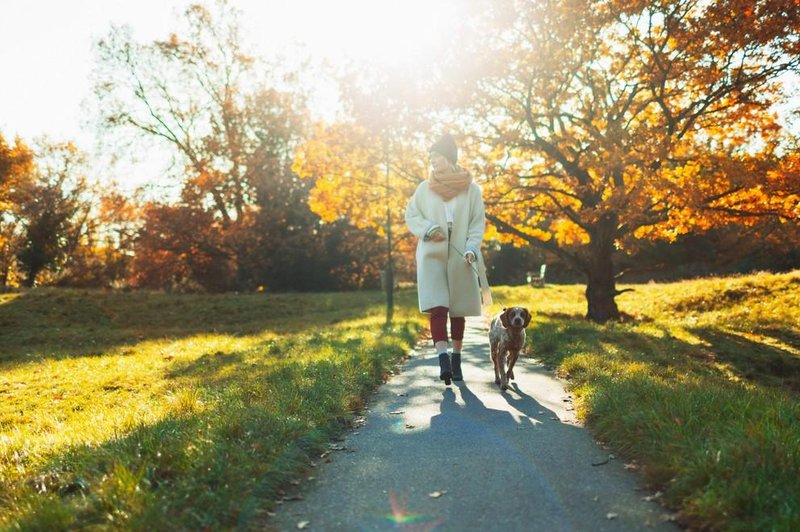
[{"xmin": 381, "ymin": 491, "xmax": 445, "ymax": 530}]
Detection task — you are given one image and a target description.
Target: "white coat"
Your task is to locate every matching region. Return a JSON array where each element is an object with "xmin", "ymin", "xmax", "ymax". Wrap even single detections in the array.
[{"xmin": 405, "ymin": 180, "xmax": 486, "ymax": 316}]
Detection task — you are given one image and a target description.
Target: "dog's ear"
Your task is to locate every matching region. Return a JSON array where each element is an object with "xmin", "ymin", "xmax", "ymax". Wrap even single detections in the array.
[
  {"xmin": 522, "ymin": 308, "xmax": 532, "ymax": 328},
  {"xmin": 500, "ymin": 308, "xmax": 511, "ymax": 328}
]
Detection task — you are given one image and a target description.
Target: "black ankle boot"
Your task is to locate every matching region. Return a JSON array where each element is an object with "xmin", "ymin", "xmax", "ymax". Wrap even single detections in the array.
[
  {"xmin": 438, "ymin": 352, "xmax": 452, "ymax": 385},
  {"xmin": 451, "ymin": 352, "xmax": 462, "ymax": 381}
]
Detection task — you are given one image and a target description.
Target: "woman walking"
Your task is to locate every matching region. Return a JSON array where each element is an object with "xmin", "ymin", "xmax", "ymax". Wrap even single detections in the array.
[{"xmin": 405, "ymin": 133, "xmax": 486, "ymax": 385}]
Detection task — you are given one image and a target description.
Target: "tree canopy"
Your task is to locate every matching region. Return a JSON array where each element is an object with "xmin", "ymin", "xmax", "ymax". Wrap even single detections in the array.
[{"xmin": 462, "ymin": 0, "xmax": 800, "ymax": 320}]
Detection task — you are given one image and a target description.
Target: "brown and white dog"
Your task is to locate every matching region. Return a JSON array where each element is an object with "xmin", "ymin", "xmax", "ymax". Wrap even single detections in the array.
[{"xmin": 489, "ymin": 307, "xmax": 532, "ymax": 390}]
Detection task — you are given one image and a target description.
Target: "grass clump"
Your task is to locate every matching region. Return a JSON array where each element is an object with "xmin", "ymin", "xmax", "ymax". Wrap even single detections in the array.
[
  {"xmin": 492, "ymin": 270, "xmax": 800, "ymax": 531},
  {"xmin": 0, "ymin": 288, "xmax": 425, "ymax": 530}
]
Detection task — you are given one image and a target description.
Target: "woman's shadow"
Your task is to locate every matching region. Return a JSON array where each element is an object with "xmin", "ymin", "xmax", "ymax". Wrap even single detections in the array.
[
  {"xmin": 428, "ymin": 381, "xmax": 560, "ymax": 443},
  {"xmin": 424, "ymin": 382, "xmax": 578, "ymax": 530}
]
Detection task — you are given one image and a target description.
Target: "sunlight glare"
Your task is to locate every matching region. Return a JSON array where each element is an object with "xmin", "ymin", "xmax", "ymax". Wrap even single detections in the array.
[{"xmin": 250, "ymin": 0, "xmax": 460, "ymax": 68}]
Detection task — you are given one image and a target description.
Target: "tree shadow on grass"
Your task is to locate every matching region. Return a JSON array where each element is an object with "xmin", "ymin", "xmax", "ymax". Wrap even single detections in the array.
[
  {"xmin": 165, "ymin": 350, "xmax": 247, "ymax": 381},
  {"xmin": 688, "ymin": 327, "xmax": 800, "ymax": 393},
  {"xmin": 529, "ymin": 313, "xmax": 800, "ymax": 395},
  {"xmin": 0, "ymin": 288, "xmax": 398, "ymax": 364},
  {"xmin": 753, "ymin": 326, "xmax": 800, "ymax": 352}
]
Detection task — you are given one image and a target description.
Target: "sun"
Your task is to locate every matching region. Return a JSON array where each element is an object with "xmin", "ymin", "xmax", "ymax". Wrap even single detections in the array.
[{"xmin": 244, "ymin": 0, "xmax": 461, "ymax": 68}]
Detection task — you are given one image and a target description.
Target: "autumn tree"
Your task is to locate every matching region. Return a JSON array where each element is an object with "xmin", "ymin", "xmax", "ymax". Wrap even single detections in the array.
[
  {"xmin": 94, "ymin": 0, "xmax": 322, "ymax": 291},
  {"xmin": 131, "ymin": 202, "xmax": 232, "ymax": 291},
  {"xmin": 0, "ymin": 134, "xmax": 34, "ymax": 285},
  {"xmin": 55, "ymin": 185, "xmax": 143, "ymax": 288},
  {"xmin": 465, "ymin": 0, "xmax": 800, "ymax": 321},
  {"xmin": 293, "ymin": 122, "xmax": 424, "ymax": 306},
  {"xmin": 13, "ymin": 141, "xmax": 93, "ymax": 287}
]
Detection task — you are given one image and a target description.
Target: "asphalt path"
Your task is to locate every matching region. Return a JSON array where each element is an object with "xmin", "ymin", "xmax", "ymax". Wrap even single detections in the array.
[{"xmin": 268, "ymin": 317, "xmax": 678, "ymax": 531}]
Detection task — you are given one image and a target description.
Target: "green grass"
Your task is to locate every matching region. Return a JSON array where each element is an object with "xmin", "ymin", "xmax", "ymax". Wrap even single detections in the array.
[
  {"xmin": 0, "ymin": 288, "xmax": 425, "ymax": 530},
  {"xmin": 3, "ymin": 271, "xmax": 799, "ymax": 530},
  {"xmin": 491, "ymin": 270, "xmax": 800, "ymax": 531}
]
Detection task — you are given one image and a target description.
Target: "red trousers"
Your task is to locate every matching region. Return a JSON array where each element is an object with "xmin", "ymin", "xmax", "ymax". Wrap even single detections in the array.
[{"xmin": 428, "ymin": 306, "xmax": 465, "ymax": 343}]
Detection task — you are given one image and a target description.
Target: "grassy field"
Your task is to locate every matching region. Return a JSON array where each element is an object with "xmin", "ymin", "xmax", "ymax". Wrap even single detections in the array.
[
  {"xmin": 492, "ymin": 269, "xmax": 800, "ymax": 531},
  {"xmin": 0, "ymin": 288, "xmax": 426, "ymax": 530},
  {"xmin": 1, "ymin": 270, "xmax": 798, "ymax": 530}
]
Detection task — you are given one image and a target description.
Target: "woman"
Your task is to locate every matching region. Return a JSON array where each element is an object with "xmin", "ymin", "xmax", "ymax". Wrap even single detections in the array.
[{"xmin": 405, "ymin": 133, "xmax": 486, "ymax": 385}]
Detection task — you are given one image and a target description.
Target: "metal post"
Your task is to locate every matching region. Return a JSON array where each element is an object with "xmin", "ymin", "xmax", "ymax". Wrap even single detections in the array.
[{"xmin": 385, "ymin": 139, "xmax": 394, "ymax": 324}]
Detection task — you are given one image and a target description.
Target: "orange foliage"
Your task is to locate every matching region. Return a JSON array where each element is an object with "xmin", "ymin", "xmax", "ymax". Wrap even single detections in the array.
[
  {"xmin": 0, "ymin": 134, "xmax": 34, "ymax": 213},
  {"xmin": 292, "ymin": 122, "xmax": 424, "ymax": 266},
  {"xmin": 469, "ymin": 0, "xmax": 799, "ymax": 256}
]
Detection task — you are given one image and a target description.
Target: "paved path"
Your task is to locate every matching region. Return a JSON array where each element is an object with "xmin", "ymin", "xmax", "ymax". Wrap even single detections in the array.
[{"xmin": 269, "ymin": 317, "xmax": 677, "ymax": 531}]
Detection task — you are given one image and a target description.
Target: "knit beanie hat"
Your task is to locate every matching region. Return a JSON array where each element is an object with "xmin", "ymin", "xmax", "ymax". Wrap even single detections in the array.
[{"xmin": 429, "ymin": 134, "xmax": 458, "ymax": 165}]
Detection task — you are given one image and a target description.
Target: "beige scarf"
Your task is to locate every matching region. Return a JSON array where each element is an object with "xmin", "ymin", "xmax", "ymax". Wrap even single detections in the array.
[{"xmin": 429, "ymin": 166, "xmax": 473, "ymax": 201}]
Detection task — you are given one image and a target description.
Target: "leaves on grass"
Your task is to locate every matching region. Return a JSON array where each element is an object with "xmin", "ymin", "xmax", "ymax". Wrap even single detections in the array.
[
  {"xmin": 297, "ymin": 520, "xmax": 310, "ymax": 529},
  {"xmin": 606, "ymin": 512, "xmax": 619, "ymax": 520},
  {"xmin": 428, "ymin": 490, "xmax": 447, "ymax": 498}
]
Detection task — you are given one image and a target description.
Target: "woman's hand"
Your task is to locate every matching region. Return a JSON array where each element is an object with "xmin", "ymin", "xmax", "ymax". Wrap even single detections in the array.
[
  {"xmin": 464, "ymin": 251, "xmax": 476, "ymax": 265},
  {"xmin": 429, "ymin": 229, "xmax": 446, "ymax": 241}
]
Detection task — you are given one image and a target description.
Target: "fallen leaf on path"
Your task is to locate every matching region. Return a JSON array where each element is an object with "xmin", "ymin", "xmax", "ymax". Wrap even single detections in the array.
[
  {"xmin": 297, "ymin": 521, "xmax": 310, "ymax": 529},
  {"xmin": 624, "ymin": 462, "xmax": 639, "ymax": 471},
  {"xmin": 389, "ymin": 411, "xmax": 405, "ymax": 415},
  {"xmin": 606, "ymin": 513, "xmax": 619, "ymax": 520},
  {"xmin": 327, "ymin": 444, "xmax": 347, "ymax": 451},
  {"xmin": 428, "ymin": 490, "xmax": 447, "ymax": 498},
  {"xmin": 405, "ymin": 424, "xmax": 415, "ymax": 429},
  {"xmin": 642, "ymin": 491, "xmax": 663, "ymax": 502},
  {"xmin": 396, "ymin": 393, "xmax": 408, "ymax": 397}
]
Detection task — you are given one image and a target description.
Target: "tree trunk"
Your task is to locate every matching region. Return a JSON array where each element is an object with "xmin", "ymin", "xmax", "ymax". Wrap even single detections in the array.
[
  {"xmin": 23, "ymin": 268, "xmax": 38, "ymax": 288},
  {"xmin": 584, "ymin": 214, "xmax": 620, "ymax": 323}
]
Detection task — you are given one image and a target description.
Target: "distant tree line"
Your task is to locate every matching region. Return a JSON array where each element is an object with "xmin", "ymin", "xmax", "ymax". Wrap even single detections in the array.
[{"xmin": 3, "ymin": 127, "xmax": 796, "ymax": 292}]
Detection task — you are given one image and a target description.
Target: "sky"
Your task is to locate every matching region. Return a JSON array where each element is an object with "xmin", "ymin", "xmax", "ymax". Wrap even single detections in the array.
[{"xmin": 0, "ymin": 0, "xmax": 455, "ymax": 191}]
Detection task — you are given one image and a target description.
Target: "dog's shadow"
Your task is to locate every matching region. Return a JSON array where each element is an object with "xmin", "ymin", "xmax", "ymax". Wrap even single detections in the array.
[{"xmin": 500, "ymin": 381, "xmax": 556, "ymax": 422}]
